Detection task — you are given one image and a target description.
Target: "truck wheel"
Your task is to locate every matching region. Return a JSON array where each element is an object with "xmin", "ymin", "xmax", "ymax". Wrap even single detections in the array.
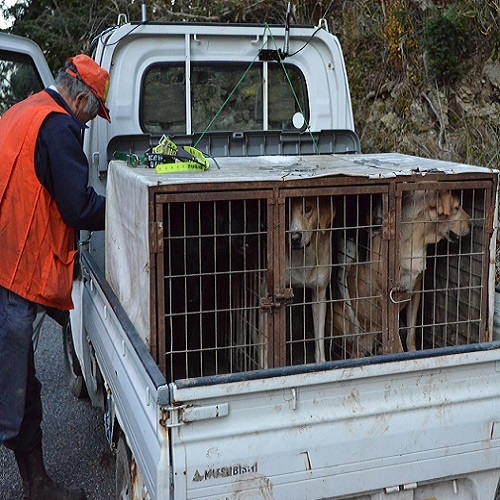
[
  {"xmin": 62, "ymin": 320, "xmax": 88, "ymax": 399},
  {"xmin": 116, "ymin": 435, "xmax": 133, "ymax": 499}
]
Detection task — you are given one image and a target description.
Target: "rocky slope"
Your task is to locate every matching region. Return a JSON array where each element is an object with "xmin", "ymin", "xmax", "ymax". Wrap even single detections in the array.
[{"xmin": 355, "ymin": 56, "xmax": 499, "ymax": 168}]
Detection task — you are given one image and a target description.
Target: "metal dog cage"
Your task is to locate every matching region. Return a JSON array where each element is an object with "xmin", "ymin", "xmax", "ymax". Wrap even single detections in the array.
[
  {"xmin": 105, "ymin": 154, "xmax": 497, "ymax": 382},
  {"xmin": 331, "ymin": 181, "xmax": 492, "ymax": 359}
]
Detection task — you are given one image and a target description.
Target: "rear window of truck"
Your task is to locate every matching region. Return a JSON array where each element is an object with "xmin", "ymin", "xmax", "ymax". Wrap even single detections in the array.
[
  {"xmin": 0, "ymin": 50, "xmax": 45, "ymax": 115},
  {"xmin": 140, "ymin": 62, "xmax": 308, "ymax": 134}
]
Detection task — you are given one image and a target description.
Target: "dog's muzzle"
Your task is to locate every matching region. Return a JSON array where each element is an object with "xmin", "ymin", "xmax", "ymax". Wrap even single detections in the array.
[{"xmin": 447, "ymin": 221, "xmax": 471, "ymax": 242}]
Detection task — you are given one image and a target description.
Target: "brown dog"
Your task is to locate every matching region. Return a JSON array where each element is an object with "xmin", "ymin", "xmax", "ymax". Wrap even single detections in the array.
[
  {"xmin": 286, "ymin": 196, "xmax": 336, "ymax": 363},
  {"xmin": 258, "ymin": 196, "xmax": 335, "ymax": 367},
  {"xmin": 401, "ymin": 190, "xmax": 471, "ymax": 351},
  {"xmin": 335, "ymin": 189, "xmax": 470, "ymax": 356}
]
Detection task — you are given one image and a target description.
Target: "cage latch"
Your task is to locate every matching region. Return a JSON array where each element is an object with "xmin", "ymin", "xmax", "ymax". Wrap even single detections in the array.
[
  {"xmin": 276, "ymin": 288, "xmax": 294, "ymax": 303},
  {"xmin": 389, "ymin": 287, "xmax": 411, "ymax": 304},
  {"xmin": 260, "ymin": 288, "xmax": 294, "ymax": 310}
]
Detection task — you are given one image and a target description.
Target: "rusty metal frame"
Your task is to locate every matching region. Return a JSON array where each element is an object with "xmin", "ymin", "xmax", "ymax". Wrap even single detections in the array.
[
  {"xmin": 152, "ymin": 184, "xmax": 273, "ymax": 377},
  {"xmin": 394, "ymin": 175, "xmax": 495, "ymax": 350},
  {"xmin": 148, "ymin": 172, "xmax": 497, "ymax": 378},
  {"xmin": 277, "ymin": 183, "xmax": 390, "ymax": 365}
]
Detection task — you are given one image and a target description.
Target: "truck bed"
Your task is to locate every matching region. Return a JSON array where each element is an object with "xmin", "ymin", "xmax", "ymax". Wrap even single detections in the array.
[{"xmin": 83, "ymin": 244, "xmax": 500, "ymax": 498}]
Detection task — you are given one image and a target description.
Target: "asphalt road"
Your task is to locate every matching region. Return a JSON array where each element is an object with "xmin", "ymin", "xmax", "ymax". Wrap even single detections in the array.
[{"xmin": 0, "ymin": 317, "xmax": 115, "ymax": 499}]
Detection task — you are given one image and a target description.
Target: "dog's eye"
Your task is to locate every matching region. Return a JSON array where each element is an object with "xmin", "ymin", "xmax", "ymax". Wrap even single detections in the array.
[{"xmin": 304, "ymin": 203, "xmax": 313, "ymax": 213}]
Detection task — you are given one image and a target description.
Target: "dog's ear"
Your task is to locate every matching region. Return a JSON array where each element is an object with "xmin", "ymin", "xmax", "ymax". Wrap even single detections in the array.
[
  {"xmin": 438, "ymin": 190, "xmax": 452, "ymax": 217},
  {"xmin": 320, "ymin": 198, "xmax": 336, "ymax": 234}
]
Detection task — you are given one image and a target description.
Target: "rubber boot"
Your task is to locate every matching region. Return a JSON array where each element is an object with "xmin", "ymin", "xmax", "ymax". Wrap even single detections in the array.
[
  {"xmin": 14, "ymin": 443, "xmax": 86, "ymax": 499},
  {"xmin": 15, "ymin": 451, "xmax": 30, "ymax": 499}
]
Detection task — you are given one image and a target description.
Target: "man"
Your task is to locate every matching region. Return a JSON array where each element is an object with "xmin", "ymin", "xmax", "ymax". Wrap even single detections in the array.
[{"xmin": 0, "ymin": 54, "xmax": 110, "ymax": 500}]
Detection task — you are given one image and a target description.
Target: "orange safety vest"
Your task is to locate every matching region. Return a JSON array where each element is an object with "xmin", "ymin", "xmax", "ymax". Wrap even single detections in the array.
[{"xmin": 0, "ymin": 91, "xmax": 76, "ymax": 310}]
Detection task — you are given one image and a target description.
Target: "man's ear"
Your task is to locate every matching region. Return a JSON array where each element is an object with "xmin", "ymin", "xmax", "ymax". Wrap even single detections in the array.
[{"xmin": 77, "ymin": 92, "xmax": 89, "ymax": 105}]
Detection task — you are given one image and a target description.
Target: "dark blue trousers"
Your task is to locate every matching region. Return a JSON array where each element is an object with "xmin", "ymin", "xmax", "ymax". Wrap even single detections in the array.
[{"xmin": 0, "ymin": 285, "xmax": 42, "ymax": 452}]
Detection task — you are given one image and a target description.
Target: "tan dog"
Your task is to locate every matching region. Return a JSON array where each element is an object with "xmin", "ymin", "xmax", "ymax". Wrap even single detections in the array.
[
  {"xmin": 285, "ymin": 196, "xmax": 336, "ymax": 363},
  {"xmin": 401, "ymin": 190, "xmax": 471, "ymax": 351},
  {"xmin": 258, "ymin": 196, "xmax": 335, "ymax": 367},
  {"xmin": 335, "ymin": 189, "xmax": 470, "ymax": 356}
]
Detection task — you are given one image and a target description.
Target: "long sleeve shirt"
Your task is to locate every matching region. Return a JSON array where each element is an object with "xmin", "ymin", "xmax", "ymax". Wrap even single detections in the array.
[{"xmin": 34, "ymin": 88, "xmax": 105, "ymax": 231}]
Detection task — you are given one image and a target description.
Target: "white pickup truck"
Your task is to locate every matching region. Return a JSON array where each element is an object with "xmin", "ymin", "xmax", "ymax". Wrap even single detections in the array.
[{"xmin": 2, "ymin": 12, "xmax": 500, "ymax": 500}]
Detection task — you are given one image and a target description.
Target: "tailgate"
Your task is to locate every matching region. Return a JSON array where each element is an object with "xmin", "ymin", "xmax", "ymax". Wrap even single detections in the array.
[{"xmin": 169, "ymin": 345, "xmax": 500, "ymax": 499}]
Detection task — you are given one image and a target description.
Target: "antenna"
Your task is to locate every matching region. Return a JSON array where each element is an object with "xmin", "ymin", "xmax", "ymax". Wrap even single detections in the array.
[
  {"xmin": 282, "ymin": 2, "xmax": 291, "ymax": 58},
  {"xmin": 141, "ymin": 0, "xmax": 147, "ymax": 22},
  {"xmin": 258, "ymin": 2, "xmax": 293, "ymax": 62}
]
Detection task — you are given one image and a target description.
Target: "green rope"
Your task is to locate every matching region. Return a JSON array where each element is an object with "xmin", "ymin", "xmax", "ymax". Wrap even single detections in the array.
[
  {"xmin": 265, "ymin": 22, "xmax": 320, "ymax": 155},
  {"xmin": 194, "ymin": 27, "xmax": 270, "ymax": 148},
  {"xmin": 194, "ymin": 23, "xmax": 321, "ymax": 155}
]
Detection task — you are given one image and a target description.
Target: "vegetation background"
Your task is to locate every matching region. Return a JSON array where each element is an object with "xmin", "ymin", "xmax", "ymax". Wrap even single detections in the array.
[{"xmin": 1, "ymin": 0, "xmax": 498, "ymax": 167}]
